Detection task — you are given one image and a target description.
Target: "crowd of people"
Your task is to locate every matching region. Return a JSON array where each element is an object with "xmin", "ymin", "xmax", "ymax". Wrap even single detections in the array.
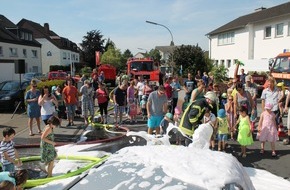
[{"xmin": 1, "ymin": 68, "xmax": 290, "ymax": 189}]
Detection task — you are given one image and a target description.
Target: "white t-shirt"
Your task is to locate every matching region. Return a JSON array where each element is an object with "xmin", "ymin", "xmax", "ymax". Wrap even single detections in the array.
[
  {"xmin": 203, "ymin": 113, "xmax": 216, "ymax": 126},
  {"xmin": 136, "ymin": 81, "xmax": 145, "ymax": 96}
]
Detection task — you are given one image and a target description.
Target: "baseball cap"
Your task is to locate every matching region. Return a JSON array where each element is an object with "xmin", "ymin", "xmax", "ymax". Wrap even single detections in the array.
[{"xmin": 218, "ymin": 109, "xmax": 226, "ymax": 118}]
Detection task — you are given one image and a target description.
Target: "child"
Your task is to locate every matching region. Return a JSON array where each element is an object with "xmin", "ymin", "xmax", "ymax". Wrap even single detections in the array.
[
  {"xmin": 215, "ymin": 109, "xmax": 230, "ymax": 152},
  {"xmin": 128, "ymin": 98, "xmax": 137, "ymax": 124},
  {"xmin": 40, "ymin": 116, "xmax": 60, "ymax": 177},
  {"xmin": 0, "ymin": 169, "xmax": 28, "ymax": 190},
  {"xmin": 257, "ymin": 103, "xmax": 278, "ymax": 157},
  {"xmin": 225, "ymin": 95, "xmax": 236, "ymax": 140},
  {"xmin": 203, "ymin": 108, "xmax": 217, "ymax": 150},
  {"xmin": 235, "ymin": 106, "xmax": 253, "ymax": 158},
  {"xmin": 160, "ymin": 113, "xmax": 173, "ymax": 135},
  {"xmin": 0, "ymin": 127, "xmax": 22, "ymax": 172},
  {"xmin": 140, "ymin": 95, "xmax": 147, "ymax": 120},
  {"xmin": 173, "ymin": 107, "xmax": 182, "ymax": 126}
]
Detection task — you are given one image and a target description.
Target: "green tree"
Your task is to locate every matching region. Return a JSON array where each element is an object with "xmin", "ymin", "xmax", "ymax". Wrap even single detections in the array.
[
  {"xmin": 120, "ymin": 49, "xmax": 133, "ymax": 66},
  {"xmin": 211, "ymin": 64, "xmax": 228, "ymax": 83},
  {"xmin": 80, "ymin": 30, "xmax": 105, "ymax": 68},
  {"xmin": 173, "ymin": 44, "xmax": 211, "ymax": 77},
  {"xmin": 104, "ymin": 38, "xmax": 115, "ymax": 52},
  {"xmin": 101, "ymin": 45, "xmax": 122, "ymax": 70},
  {"xmin": 148, "ymin": 49, "xmax": 161, "ymax": 62}
]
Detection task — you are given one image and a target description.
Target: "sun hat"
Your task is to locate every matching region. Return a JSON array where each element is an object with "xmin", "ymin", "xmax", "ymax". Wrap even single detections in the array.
[
  {"xmin": 204, "ymin": 91, "xmax": 217, "ymax": 102},
  {"xmin": 218, "ymin": 109, "xmax": 226, "ymax": 118},
  {"xmin": 265, "ymin": 103, "xmax": 273, "ymax": 110},
  {"xmin": 276, "ymin": 82, "xmax": 284, "ymax": 87},
  {"xmin": 165, "ymin": 113, "xmax": 173, "ymax": 120}
]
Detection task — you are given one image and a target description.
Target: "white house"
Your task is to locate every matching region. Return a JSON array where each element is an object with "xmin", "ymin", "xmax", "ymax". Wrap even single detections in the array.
[
  {"xmin": 17, "ymin": 20, "xmax": 80, "ymax": 74},
  {"xmin": 0, "ymin": 15, "xmax": 42, "ymax": 82},
  {"xmin": 207, "ymin": 2, "xmax": 290, "ymax": 77}
]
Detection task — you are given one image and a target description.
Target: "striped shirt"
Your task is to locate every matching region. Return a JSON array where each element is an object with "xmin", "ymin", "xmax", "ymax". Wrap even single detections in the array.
[{"xmin": 0, "ymin": 141, "xmax": 15, "ymax": 165}]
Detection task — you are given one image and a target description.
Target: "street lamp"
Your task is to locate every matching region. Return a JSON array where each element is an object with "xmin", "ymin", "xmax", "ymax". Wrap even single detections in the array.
[
  {"xmin": 146, "ymin": 20, "xmax": 174, "ymax": 46},
  {"xmin": 137, "ymin": 47, "xmax": 148, "ymax": 52}
]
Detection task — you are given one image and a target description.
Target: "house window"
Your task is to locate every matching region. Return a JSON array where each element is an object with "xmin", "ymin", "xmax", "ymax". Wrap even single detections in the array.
[
  {"xmin": 218, "ymin": 32, "xmax": 235, "ymax": 45},
  {"xmin": 67, "ymin": 53, "xmax": 70, "ymax": 60},
  {"xmin": 265, "ymin": 26, "xmax": 271, "ymax": 38},
  {"xmin": 227, "ymin": 60, "xmax": 231, "ymax": 68},
  {"xmin": 72, "ymin": 54, "xmax": 75, "ymax": 61},
  {"xmin": 23, "ymin": 49, "xmax": 27, "ymax": 57},
  {"xmin": 9, "ymin": 48, "xmax": 18, "ymax": 57},
  {"xmin": 20, "ymin": 32, "xmax": 25, "ymax": 40},
  {"xmin": 76, "ymin": 55, "xmax": 79, "ymax": 61},
  {"xmin": 276, "ymin": 23, "xmax": 284, "ymax": 36},
  {"xmin": 63, "ymin": 52, "xmax": 66, "ymax": 59},
  {"xmin": 28, "ymin": 33, "xmax": 32, "ymax": 41},
  {"xmin": 220, "ymin": 60, "xmax": 225, "ymax": 67},
  {"xmin": 0, "ymin": 46, "xmax": 3, "ymax": 56},
  {"xmin": 32, "ymin": 50, "xmax": 37, "ymax": 58},
  {"xmin": 47, "ymin": 51, "xmax": 52, "ymax": 56}
]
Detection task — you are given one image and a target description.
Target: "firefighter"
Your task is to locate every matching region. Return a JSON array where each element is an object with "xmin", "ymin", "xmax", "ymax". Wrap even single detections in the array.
[{"xmin": 179, "ymin": 91, "xmax": 217, "ymax": 145}]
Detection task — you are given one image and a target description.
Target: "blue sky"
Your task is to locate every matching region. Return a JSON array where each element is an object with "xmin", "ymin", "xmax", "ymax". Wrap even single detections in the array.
[{"xmin": 1, "ymin": 0, "xmax": 288, "ymax": 55}]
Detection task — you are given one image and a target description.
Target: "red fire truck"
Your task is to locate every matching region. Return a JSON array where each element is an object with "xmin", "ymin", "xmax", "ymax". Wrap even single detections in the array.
[
  {"xmin": 269, "ymin": 51, "xmax": 290, "ymax": 88},
  {"xmin": 127, "ymin": 57, "xmax": 160, "ymax": 85}
]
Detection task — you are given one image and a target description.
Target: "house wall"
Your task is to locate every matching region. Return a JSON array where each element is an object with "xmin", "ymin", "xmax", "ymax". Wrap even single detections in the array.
[
  {"xmin": 0, "ymin": 42, "xmax": 41, "ymax": 81},
  {"xmin": 37, "ymin": 38, "xmax": 61, "ymax": 74},
  {"xmin": 209, "ymin": 14, "xmax": 290, "ymax": 76}
]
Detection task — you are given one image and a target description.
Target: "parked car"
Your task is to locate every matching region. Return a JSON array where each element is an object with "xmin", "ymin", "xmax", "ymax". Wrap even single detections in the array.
[
  {"xmin": 23, "ymin": 72, "xmax": 43, "ymax": 81},
  {"xmin": 48, "ymin": 70, "xmax": 67, "ymax": 80},
  {"xmin": 0, "ymin": 80, "xmax": 30, "ymax": 110}
]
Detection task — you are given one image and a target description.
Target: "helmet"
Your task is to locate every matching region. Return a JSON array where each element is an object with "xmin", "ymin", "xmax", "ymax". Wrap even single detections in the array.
[
  {"xmin": 174, "ymin": 107, "xmax": 181, "ymax": 115},
  {"xmin": 51, "ymin": 86, "xmax": 57, "ymax": 92},
  {"xmin": 221, "ymin": 92, "xmax": 227, "ymax": 99},
  {"xmin": 142, "ymin": 95, "xmax": 147, "ymax": 100},
  {"xmin": 165, "ymin": 113, "xmax": 173, "ymax": 120},
  {"xmin": 204, "ymin": 91, "xmax": 217, "ymax": 102}
]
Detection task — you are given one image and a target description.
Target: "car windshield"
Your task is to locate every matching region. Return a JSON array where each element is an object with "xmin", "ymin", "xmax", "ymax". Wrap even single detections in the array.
[
  {"xmin": 272, "ymin": 56, "xmax": 290, "ymax": 72},
  {"xmin": 1, "ymin": 81, "xmax": 20, "ymax": 91},
  {"xmin": 131, "ymin": 61, "xmax": 153, "ymax": 71}
]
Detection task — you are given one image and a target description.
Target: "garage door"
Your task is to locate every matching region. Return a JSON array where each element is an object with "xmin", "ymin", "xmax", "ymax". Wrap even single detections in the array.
[{"xmin": 0, "ymin": 62, "xmax": 23, "ymax": 82}]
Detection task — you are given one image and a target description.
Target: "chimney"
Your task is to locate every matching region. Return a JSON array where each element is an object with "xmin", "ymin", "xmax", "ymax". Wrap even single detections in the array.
[
  {"xmin": 255, "ymin": 7, "xmax": 266, "ymax": 12},
  {"xmin": 44, "ymin": 23, "xmax": 49, "ymax": 34}
]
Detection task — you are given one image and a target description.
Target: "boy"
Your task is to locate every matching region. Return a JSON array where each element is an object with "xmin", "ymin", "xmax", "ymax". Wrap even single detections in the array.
[
  {"xmin": 0, "ymin": 127, "xmax": 22, "ymax": 172},
  {"xmin": 160, "ymin": 113, "xmax": 173, "ymax": 135},
  {"xmin": 215, "ymin": 109, "xmax": 230, "ymax": 152}
]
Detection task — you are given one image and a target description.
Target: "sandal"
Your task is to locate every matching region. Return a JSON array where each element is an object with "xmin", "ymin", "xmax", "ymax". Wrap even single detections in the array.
[
  {"xmin": 260, "ymin": 149, "xmax": 264, "ymax": 154},
  {"xmin": 29, "ymin": 132, "xmax": 34, "ymax": 136},
  {"xmin": 272, "ymin": 151, "xmax": 277, "ymax": 157}
]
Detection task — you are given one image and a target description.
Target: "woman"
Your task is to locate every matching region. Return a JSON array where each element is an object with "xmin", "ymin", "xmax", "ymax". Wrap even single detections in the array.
[
  {"xmin": 40, "ymin": 116, "xmax": 60, "ymax": 177},
  {"xmin": 190, "ymin": 79, "xmax": 205, "ymax": 102},
  {"xmin": 38, "ymin": 86, "xmax": 58, "ymax": 125},
  {"xmin": 52, "ymin": 85, "xmax": 65, "ymax": 127},
  {"xmin": 234, "ymin": 83, "xmax": 254, "ymax": 119},
  {"xmin": 24, "ymin": 79, "xmax": 41, "ymax": 136},
  {"xmin": 143, "ymin": 80, "xmax": 153, "ymax": 97},
  {"xmin": 96, "ymin": 83, "xmax": 109, "ymax": 124},
  {"xmin": 80, "ymin": 80, "xmax": 95, "ymax": 126}
]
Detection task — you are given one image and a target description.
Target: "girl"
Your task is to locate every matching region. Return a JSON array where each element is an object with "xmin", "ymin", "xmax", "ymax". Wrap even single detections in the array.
[
  {"xmin": 40, "ymin": 116, "xmax": 60, "ymax": 177},
  {"xmin": 38, "ymin": 86, "xmax": 58, "ymax": 125},
  {"xmin": 203, "ymin": 108, "xmax": 217, "ymax": 150},
  {"xmin": 128, "ymin": 98, "xmax": 137, "ymax": 124},
  {"xmin": 235, "ymin": 106, "xmax": 253, "ymax": 157},
  {"xmin": 257, "ymin": 103, "xmax": 278, "ymax": 157},
  {"xmin": 225, "ymin": 94, "xmax": 236, "ymax": 140}
]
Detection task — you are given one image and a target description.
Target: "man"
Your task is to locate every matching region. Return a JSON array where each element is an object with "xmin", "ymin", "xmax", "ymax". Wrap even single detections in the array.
[
  {"xmin": 244, "ymin": 75, "xmax": 258, "ymax": 131},
  {"xmin": 239, "ymin": 68, "xmax": 247, "ymax": 85},
  {"xmin": 62, "ymin": 79, "xmax": 79, "ymax": 127},
  {"xmin": 113, "ymin": 81, "xmax": 127, "ymax": 124},
  {"xmin": 179, "ymin": 91, "xmax": 217, "ymax": 142},
  {"xmin": 183, "ymin": 73, "xmax": 195, "ymax": 103},
  {"xmin": 147, "ymin": 85, "xmax": 168, "ymax": 135}
]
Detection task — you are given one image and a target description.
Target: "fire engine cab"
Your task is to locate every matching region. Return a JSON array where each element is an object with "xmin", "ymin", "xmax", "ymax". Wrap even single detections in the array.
[
  {"xmin": 270, "ymin": 51, "xmax": 290, "ymax": 87},
  {"xmin": 127, "ymin": 57, "xmax": 160, "ymax": 86}
]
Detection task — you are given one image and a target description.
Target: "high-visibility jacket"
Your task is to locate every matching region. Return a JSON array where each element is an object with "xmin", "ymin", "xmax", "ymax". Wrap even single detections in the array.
[{"xmin": 179, "ymin": 98, "xmax": 214, "ymax": 137}]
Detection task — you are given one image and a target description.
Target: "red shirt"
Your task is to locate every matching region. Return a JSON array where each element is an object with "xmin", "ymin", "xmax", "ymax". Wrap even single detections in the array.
[{"xmin": 96, "ymin": 88, "xmax": 108, "ymax": 104}]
